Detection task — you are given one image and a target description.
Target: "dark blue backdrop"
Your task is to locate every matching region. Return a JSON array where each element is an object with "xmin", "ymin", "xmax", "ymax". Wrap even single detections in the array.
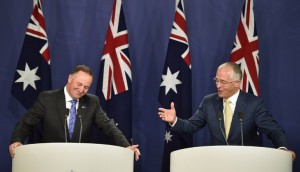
[{"xmin": 1, "ymin": 0, "xmax": 299, "ymax": 171}]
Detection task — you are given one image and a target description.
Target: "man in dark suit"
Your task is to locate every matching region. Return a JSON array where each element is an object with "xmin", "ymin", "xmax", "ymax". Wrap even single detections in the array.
[
  {"xmin": 9, "ymin": 65, "xmax": 140, "ymax": 160},
  {"xmin": 158, "ymin": 62, "xmax": 295, "ymax": 160}
]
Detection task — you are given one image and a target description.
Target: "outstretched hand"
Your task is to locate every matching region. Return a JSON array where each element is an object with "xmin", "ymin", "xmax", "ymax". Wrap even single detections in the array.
[{"xmin": 158, "ymin": 102, "xmax": 177, "ymax": 124}]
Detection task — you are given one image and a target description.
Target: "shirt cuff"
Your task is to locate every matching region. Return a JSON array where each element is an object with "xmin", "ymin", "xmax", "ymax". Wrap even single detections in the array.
[
  {"xmin": 169, "ymin": 117, "xmax": 177, "ymax": 127},
  {"xmin": 277, "ymin": 147, "xmax": 287, "ymax": 150}
]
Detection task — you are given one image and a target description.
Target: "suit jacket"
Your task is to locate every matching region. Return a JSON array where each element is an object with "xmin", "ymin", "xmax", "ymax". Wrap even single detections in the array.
[
  {"xmin": 172, "ymin": 91, "xmax": 288, "ymax": 148},
  {"xmin": 11, "ymin": 89, "xmax": 130, "ymax": 147}
]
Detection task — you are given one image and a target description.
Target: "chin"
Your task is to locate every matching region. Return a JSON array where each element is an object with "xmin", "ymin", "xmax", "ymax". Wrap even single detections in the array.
[{"xmin": 217, "ymin": 92, "xmax": 223, "ymax": 98}]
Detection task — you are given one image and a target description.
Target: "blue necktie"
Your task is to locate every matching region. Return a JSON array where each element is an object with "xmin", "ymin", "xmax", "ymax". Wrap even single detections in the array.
[{"xmin": 69, "ymin": 100, "xmax": 77, "ymax": 139}]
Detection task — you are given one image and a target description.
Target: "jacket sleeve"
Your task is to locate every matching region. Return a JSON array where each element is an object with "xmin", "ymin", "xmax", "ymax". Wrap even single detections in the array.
[
  {"xmin": 93, "ymin": 96, "xmax": 130, "ymax": 147},
  {"xmin": 11, "ymin": 92, "xmax": 46, "ymax": 143}
]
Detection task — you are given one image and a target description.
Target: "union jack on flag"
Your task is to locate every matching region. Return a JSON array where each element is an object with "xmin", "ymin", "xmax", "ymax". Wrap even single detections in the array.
[
  {"xmin": 96, "ymin": 0, "xmax": 132, "ymax": 140},
  {"xmin": 99, "ymin": 0, "xmax": 131, "ymax": 101},
  {"xmin": 169, "ymin": 3, "xmax": 191, "ymax": 69},
  {"xmin": 11, "ymin": 0, "xmax": 51, "ymax": 109},
  {"xmin": 230, "ymin": 0, "xmax": 260, "ymax": 96},
  {"xmin": 158, "ymin": 0, "xmax": 192, "ymax": 171}
]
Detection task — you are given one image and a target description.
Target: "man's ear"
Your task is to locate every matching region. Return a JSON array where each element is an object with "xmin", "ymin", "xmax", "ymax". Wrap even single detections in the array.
[{"xmin": 234, "ymin": 80, "xmax": 241, "ymax": 88}]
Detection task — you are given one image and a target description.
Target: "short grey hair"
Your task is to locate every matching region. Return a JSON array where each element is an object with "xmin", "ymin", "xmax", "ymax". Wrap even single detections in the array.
[{"xmin": 218, "ymin": 62, "xmax": 242, "ymax": 80}]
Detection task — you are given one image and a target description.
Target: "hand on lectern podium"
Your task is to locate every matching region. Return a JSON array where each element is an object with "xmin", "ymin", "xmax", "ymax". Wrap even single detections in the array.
[
  {"xmin": 288, "ymin": 150, "xmax": 296, "ymax": 161},
  {"xmin": 9, "ymin": 142, "xmax": 22, "ymax": 158},
  {"xmin": 127, "ymin": 144, "xmax": 141, "ymax": 161},
  {"xmin": 279, "ymin": 148, "xmax": 296, "ymax": 161}
]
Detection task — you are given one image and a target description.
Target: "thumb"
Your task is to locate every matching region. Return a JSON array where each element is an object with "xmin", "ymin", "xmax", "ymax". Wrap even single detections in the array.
[{"xmin": 170, "ymin": 102, "xmax": 175, "ymax": 110}]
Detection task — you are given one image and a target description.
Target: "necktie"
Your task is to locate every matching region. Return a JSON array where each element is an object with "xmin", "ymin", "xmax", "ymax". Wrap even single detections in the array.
[
  {"xmin": 224, "ymin": 99, "xmax": 233, "ymax": 139},
  {"xmin": 69, "ymin": 100, "xmax": 77, "ymax": 139}
]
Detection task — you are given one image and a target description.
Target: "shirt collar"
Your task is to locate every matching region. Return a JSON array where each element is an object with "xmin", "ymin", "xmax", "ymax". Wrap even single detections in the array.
[
  {"xmin": 224, "ymin": 90, "xmax": 240, "ymax": 105},
  {"xmin": 64, "ymin": 86, "xmax": 74, "ymax": 102}
]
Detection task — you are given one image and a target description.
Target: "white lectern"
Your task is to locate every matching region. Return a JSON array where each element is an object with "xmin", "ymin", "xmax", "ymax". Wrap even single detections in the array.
[
  {"xmin": 12, "ymin": 143, "xmax": 133, "ymax": 172},
  {"xmin": 171, "ymin": 146, "xmax": 292, "ymax": 172}
]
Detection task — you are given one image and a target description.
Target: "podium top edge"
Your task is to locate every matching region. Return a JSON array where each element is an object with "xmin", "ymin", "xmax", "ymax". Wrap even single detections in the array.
[
  {"xmin": 171, "ymin": 145, "xmax": 283, "ymax": 153},
  {"xmin": 15, "ymin": 143, "xmax": 131, "ymax": 152}
]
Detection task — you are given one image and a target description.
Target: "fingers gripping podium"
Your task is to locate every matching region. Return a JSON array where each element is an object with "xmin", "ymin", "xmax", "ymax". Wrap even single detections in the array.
[
  {"xmin": 170, "ymin": 146, "xmax": 292, "ymax": 172},
  {"xmin": 12, "ymin": 143, "xmax": 134, "ymax": 172}
]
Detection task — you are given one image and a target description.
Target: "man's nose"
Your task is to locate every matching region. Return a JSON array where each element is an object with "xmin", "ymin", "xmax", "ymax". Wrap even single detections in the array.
[
  {"xmin": 78, "ymin": 86, "xmax": 85, "ymax": 93},
  {"xmin": 216, "ymin": 82, "xmax": 221, "ymax": 88}
]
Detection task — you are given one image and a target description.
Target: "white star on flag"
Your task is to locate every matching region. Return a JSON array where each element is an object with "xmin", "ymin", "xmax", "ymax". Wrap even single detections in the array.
[
  {"xmin": 165, "ymin": 130, "xmax": 173, "ymax": 143},
  {"xmin": 15, "ymin": 63, "xmax": 40, "ymax": 91},
  {"xmin": 160, "ymin": 67, "xmax": 182, "ymax": 95}
]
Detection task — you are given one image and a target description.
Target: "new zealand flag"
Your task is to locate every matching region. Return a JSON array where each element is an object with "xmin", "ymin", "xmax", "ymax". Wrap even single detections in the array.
[
  {"xmin": 11, "ymin": 0, "xmax": 51, "ymax": 110},
  {"xmin": 96, "ymin": 0, "xmax": 132, "ymax": 141},
  {"xmin": 158, "ymin": 0, "xmax": 193, "ymax": 171}
]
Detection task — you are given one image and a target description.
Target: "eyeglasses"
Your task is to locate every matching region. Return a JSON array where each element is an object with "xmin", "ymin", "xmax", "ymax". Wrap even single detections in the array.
[{"xmin": 213, "ymin": 77, "xmax": 239, "ymax": 85}]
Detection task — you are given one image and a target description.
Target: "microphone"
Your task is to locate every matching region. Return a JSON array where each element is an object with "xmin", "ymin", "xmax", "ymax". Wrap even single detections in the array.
[
  {"xmin": 238, "ymin": 112, "xmax": 244, "ymax": 146},
  {"xmin": 64, "ymin": 108, "xmax": 70, "ymax": 143},
  {"xmin": 78, "ymin": 115, "xmax": 82, "ymax": 143},
  {"xmin": 77, "ymin": 104, "xmax": 86, "ymax": 143},
  {"xmin": 217, "ymin": 111, "xmax": 229, "ymax": 145}
]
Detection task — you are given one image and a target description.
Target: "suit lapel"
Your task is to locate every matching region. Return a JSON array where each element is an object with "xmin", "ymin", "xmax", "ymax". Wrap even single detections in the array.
[
  {"xmin": 55, "ymin": 89, "xmax": 70, "ymax": 141},
  {"xmin": 215, "ymin": 96, "xmax": 223, "ymax": 113},
  {"xmin": 215, "ymin": 96, "xmax": 225, "ymax": 135},
  {"xmin": 234, "ymin": 92, "xmax": 247, "ymax": 117}
]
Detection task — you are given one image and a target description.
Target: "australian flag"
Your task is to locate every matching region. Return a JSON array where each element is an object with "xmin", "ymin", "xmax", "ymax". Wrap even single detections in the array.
[
  {"xmin": 158, "ymin": 0, "xmax": 193, "ymax": 171},
  {"xmin": 230, "ymin": 0, "xmax": 259, "ymax": 96},
  {"xmin": 11, "ymin": 0, "xmax": 51, "ymax": 110},
  {"xmin": 230, "ymin": 0, "xmax": 262, "ymax": 145},
  {"xmin": 96, "ymin": 0, "xmax": 132, "ymax": 141}
]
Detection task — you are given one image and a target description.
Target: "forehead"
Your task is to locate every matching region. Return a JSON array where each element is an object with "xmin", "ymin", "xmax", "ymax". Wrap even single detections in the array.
[
  {"xmin": 216, "ymin": 66, "xmax": 233, "ymax": 80},
  {"xmin": 71, "ymin": 71, "xmax": 93, "ymax": 84}
]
